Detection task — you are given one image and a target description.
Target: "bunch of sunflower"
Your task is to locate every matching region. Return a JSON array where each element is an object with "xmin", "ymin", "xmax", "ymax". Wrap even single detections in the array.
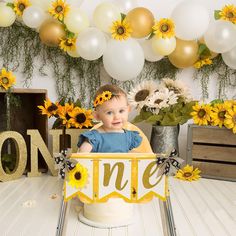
[
  {"xmin": 191, "ymin": 99, "xmax": 236, "ymax": 133},
  {"xmin": 128, "ymin": 78, "xmax": 196, "ymax": 126},
  {"xmin": 38, "ymin": 97, "xmax": 93, "ymax": 129}
]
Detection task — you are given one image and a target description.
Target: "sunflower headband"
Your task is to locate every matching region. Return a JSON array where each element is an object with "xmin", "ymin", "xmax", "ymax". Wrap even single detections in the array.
[{"xmin": 93, "ymin": 91, "xmax": 113, "ymax": 108}]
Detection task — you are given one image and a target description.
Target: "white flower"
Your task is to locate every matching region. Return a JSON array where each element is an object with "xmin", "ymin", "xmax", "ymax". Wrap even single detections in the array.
[
  {"xmin": 161, "ymin": 78, "xmax": 192, "ymax": 102},
  {"xmin": 128, "ymin": 80, "xmax": 159, "ymax": 110}
]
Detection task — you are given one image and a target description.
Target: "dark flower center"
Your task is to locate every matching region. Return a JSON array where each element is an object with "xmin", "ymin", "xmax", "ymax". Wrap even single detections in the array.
[
  {"xmin": 47, "ymin": 103, "xmax": 58, "ymax": 112},
  {"xmin": 74, "ymin": 172, "xmax": 81, "ymax": 180},
  {"xmin": 2, "ymin": 77, "xmax": 9, "ymax": 84},
  {"xmin": 117, "ymin": 26, "xmax": 125, "ymax": 35},
  {"xmin": 218, "ymin": 111, "xmax": 226, "ymax": 119},
  {"xmin": 227, "ymin": 11, "xmax": 234, "ymax": 18},
  {"xmin": 66, "ymin": 113, "xmax": 71, "ymax": 120},
  {"xmin": 154, "ymin": 99, "xmax": 163, "ymax": 104},
  {"xmin": 198, "ymin": 109, "xmax": 206, "ymax": 118},
  {"xmin": 161, "ymin": 24, "xmax": 169, "ymax": 32},
  {"xmin": 65, "ymin": 40, "xmax": 73, "ymax": 46},
  {"xmin": 183, "ymin": 172, "xmax": 192, "ymax": 178},
  {"xmin": 19, "ymin": 3, "xmax": 25, "ymax": 11},
  {"xmin": 56, "ymin": 5, "xmax": 63, "ymax": 13},
  {"xmin": 168, "ymin": 86, "xmax": 179, "ymax": 94},
  {"xmin": 135, "ymin": 89, "xmax": 149, "ymax": 102},
  {"xmin": 76, "ymin": 113, "xmax": 86, "ymax": 123}
]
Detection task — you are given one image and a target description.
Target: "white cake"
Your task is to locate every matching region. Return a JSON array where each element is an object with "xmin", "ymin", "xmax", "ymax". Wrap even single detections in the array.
[{"xmin": 83, "ymin": 198, "xmax": 134, "ymax": 225}]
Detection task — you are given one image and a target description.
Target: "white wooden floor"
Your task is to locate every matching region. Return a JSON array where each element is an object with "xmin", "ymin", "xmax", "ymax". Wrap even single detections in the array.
[{"xmin": 0, "ymin": 175, "xmax": 236, "ymax": 236}]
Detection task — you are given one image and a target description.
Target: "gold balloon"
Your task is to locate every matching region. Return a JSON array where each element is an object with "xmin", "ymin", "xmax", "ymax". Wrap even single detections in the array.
[
  {"xmin": 198, "ymin": 37, "xmax": 219, "ymax": 59},
  {"xmin": 39, "ymin": 20, "xmax": 66, "ymax": 47},
  {"xmin": 126, "ymin": 7, "xmax": 154, "ymax": 38},
  {"xmin": 168, "ymin": 38, "xmax": 199, "ymax": 68}
]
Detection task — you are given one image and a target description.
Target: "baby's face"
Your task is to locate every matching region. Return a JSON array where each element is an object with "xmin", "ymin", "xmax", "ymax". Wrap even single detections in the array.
[{"xmin": 95, "ymin": 95, "xmax": 130, "ymax": 132}]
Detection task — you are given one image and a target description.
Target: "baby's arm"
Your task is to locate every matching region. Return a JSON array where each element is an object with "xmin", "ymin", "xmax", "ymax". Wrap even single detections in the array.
[{"xmin": 77, "ymin": 140, "xmax": 93, "ymax": 153}]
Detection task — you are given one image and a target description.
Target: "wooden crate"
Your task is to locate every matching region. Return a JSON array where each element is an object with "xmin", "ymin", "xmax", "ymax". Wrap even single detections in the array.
[
  {"xmin": 0, "ymin": 88, "xmax": 48, "ymax": 171},
  {"xmin": 187, "ymin": 124, "xmax": 236, "ymax": 181}
]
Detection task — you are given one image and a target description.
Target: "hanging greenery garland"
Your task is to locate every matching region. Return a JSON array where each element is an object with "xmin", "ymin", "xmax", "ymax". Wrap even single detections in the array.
[{"xmin": 0, "ymin": 21, "xmax": 101, "ymax": 107}]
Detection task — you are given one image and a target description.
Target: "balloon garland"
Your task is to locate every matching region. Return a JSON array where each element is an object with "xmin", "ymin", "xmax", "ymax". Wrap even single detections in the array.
[{"xmin": 0, "ymin": 0, "xmax": 235, "ymax": 103}]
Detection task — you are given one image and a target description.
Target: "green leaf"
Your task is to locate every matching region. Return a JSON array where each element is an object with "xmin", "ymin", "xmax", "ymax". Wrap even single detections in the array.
[
  {"xmin": 210, "ymin": 99, "xmax": 224, "ymax": 105},
  {"xmin": 146, "ymin": 114, "xmax": 163, "ymax": 123},
  {"xmin": 6, "ymin": 3, "xmax": 14, "ymax": 9},
  {"xmin": 74, "ymin": 99, "xmax": 82, "ymax": 107},
  {"xmin": 198, "ymin": 43, "xmax": 211, "ymax": 58},
  {"xmin": 147, "ymin": 31, "xmax": 155, "ymax": 40},
  {"xmin": 132, "ymin": 114, "xmax": 144, "ymax": 123},
  {"xmin": 52, "ymin": 118, "xmax": 63, "ymax": 129},
  {"xmin": 214, "ymin": 10, "xmax": 221, "ymax": 20},
  {"xmin": 121, "ymin": 13, "xmax": 126, "ymax": 22}
]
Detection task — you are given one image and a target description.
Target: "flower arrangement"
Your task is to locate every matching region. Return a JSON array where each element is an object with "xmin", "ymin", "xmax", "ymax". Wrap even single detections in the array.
[
  {"xmin": 128, "ymin": 78, "xmax": 196, "ymax": 126},
  {"xmin": 38, "ymin": 97, "xmax": 93, "ymax": 129},
  {"xmin": 191, "ymin": 99, "xmax": 236, "ymax": 133}
]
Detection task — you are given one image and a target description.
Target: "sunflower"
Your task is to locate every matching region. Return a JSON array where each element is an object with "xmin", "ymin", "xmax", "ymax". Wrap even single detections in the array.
[
  {"xmin": 93, "ymin": 94, "xmax": 104, "ymax": 108},
  {"xmin": 219, "ymin": 5, "xmax": 236, "ymax": 24},
  {"xmin": 68, "ymin": 107, "xmax": 93, "ymax": 129},
  {"xmin": 0, "ymin": 68, "xmax": 16, "ymax": 90},
  {"xmin": 194, "ymin": 58, "xmax": 212, "ymax": 69},
  {"xmin": 128, "ymin": 80, "xmax": 159, "ymax": 110},
  {"xmin": 59, "ymin": 37, "xmax": 76, "ymax": 52},
  {"xmin": 68, "ymin": 163, "xmax": 88, "ymax": 189},
  {"xmin": 191, "ymin": 103, "xmax": 212, "ymax": 126},
  {"xmin": 224, "ymin": 105, "xmax": 236, "ymax": 133},
  {"xmin": 13, "ymin": 0, "xmax": 31, "ymax": 16},
  {"xmin": 48, "ymin": 0, "xmax": 70, "ymax": 21},
  {"xmin": 152, "ymin": 18, "xmax": 175, "ymax": 39},
  {"xmin": 101, "ymin": 91, "xmax": 112, "ymax": 101},
  {"xmin": 38, "ymin": 99, "xmax": 59, "ymax": 118},
  {"xmin": 210, "ymin": 103, "xmax": 227, "ymax": 128},
  {"xmin": 57, "ymin": 103, "xmax": 74, "ymax": 128},
  {"xmin": 110, "ymin": 19, "xmax": 132, "ymax": 40},
  {"xmin": 175, "ymin": 165, "xmax": 201, "ymax": 181}
]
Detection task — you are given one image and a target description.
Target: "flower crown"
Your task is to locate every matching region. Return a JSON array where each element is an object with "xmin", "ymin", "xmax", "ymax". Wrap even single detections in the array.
[{"xmin": 93, "ymin": 91, "xmax": 113, "ymax": 108}]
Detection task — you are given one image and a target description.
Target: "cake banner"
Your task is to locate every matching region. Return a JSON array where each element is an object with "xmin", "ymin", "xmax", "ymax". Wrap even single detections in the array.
[{"xmin": 64, "ymin": 153, "xmax": 168, "ymax": 203}]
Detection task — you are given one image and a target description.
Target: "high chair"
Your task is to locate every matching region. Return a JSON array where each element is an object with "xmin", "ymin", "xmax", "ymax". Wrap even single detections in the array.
[{"xmin": 56, "ymin": 122, "xmax": 176, "ymax": 236}]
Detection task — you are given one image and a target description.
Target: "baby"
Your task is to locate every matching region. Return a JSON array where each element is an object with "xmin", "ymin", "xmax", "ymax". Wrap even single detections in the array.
[
  {"xmin": 78, "ymin": 84, "xmax": 142, "ymax": 153},
  {"xmin": 77, "ymin": 84, "xmax": 142, "ymax": 226}
]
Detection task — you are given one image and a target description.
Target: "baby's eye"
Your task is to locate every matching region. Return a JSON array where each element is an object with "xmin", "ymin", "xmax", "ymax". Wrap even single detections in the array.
[
  {"xmin": 119, "ymin": 109, "xmax": 125, "ymax": 113},
  {"xmin": 106, "ymin": 111, "xmax": 112, "ymax": 115}
]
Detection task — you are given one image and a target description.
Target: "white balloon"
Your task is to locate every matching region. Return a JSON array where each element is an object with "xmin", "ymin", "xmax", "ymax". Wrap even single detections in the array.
[
  {"xmin": 76, "ymin": 27, "xmax": 107, "ymax": 61},
  {"xmin": 113, "ymin": 0, "xmax": 138, "ymax": 13},
  {"xmin": 171, "ymin": 0, "xmax": 210, "ymax": 40},
  {"xmin": 0, "ymin": 2, "xmax": 16, "ymax": 27},
  {"xmin": 103, "ymin": 39, "xmax": 144, "ymax": 81},
  {"xmin": 22, "ymin": 6, "xmax": 46, "ymax": 28},
  {"xmin": 64, "ymin": 8, "xmax": 89, "ymax": 34},
  {"xmin": 30, "ymin": 0, "xmax": 54, "ymax": 10},
  {"xmin": 67, "ymin": 49, "xmax": 80, "ymax": 58},
  {"xmin": 93, "ymin": 2, "xmax": 121, "ymax": 33},
  {"xmin": 151, "ymin": 37, "xmax": 176, "ymax": 56},
  {"xmin": 204, "ymin": 20, "xmax": 236, "ymax": 53},
  {"xmin": 67, "ymin": 0, "xmax": 84, "ymax": 7},
  {"xmin": 139, "ymin": 39, "xmax": 163, "ymax": 62},
  {"xmin": 222, "ymin": 45, "xmax": 236, "ymax": 70}
]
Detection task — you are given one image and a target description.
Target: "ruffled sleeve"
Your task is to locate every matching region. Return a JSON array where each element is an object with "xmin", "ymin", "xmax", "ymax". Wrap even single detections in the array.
[
  {"xmin": 77, "ymin": 130, "xmax": 99, "ymax": 152},
  {"xmin": 127, "ymin": 130, "xmax": 142, "ymax": 150}
]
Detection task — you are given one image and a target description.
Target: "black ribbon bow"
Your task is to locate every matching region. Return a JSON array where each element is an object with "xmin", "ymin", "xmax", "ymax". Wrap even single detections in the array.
[
  {"xmin": 156, "ymin": 149, "xmax": 183, "ymax": 176},
  {"xmin": 54, "ymin": 149, "xmax": 76, "ymax": 179}
]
